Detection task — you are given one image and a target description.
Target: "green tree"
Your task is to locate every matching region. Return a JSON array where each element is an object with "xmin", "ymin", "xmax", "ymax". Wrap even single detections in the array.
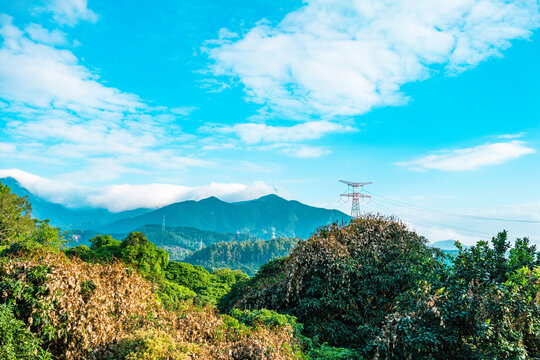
[
  {"xmin": 165, "ymin": 262, "xmax": 249, "ymax": 305},
  {"xmin": 120, "ymin": 232, "xmax": 169, "ymax": 276},
  {"xmin": 0, "ymin": 184, "xmax": 35, "ymax": 245},
  {"xmin": 221, "ymin": 216, "xmax": 444, "ymax": 349},
  {"xmin": 373, "ymin": 232, "xmax": 540, "ymax": 359}
]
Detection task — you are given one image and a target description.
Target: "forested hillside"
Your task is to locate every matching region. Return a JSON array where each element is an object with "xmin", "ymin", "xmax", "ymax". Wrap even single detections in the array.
[
  {"xmin": 98, "ymin": 194, "xmax": 349, "ymax": 239},
  {"xmin": 67, "ymin": 224, "xmax": 259, "ymax": 260},
  {"xmin": 183, "ymin": 237, "xmax": 299, "ymax": 276}
]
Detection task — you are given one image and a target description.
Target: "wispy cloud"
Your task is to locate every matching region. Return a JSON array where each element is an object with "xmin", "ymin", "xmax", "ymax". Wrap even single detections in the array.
[
  {"xmin": 497, "ymin": 132, "xmax": 526, "ymax": 139},
  {"xmin": 0, "ymin": 16, "xmax": 207, "ymax": 181},
  {"xmin": 280, "ymin": 145, "xmax": 330, "ymax": 159},
  {"xmin": 25, "ymin": 23, "xmax": 67, "ymax": 45},
  {"xmin": 0, "ymin": 142, "xmax": 16, "ymax": 154},
  {"xmin": 208, "ymin": 0, "xmax": 540, "ymax": 118},
  {"xmin": 204, "ymin": 120, "xmax": 357, "ymax": 144},
  {"xmin": 43, "ymin": 0, "xmax": 98, "ymax": 26},
  {"xmin": 256, "ymin": 143, "xmax": 331, "ymax": 158},
  {"xmin": 396, "ymin": 141, "xmax": 535, "ymax": 171},
  {"xmin": 0, "ymin": 169, "xmax": 276, "ymax": 212},
  {"xmin": 0, "ymin": 15, "xmax": 140, "ymax": 112}
]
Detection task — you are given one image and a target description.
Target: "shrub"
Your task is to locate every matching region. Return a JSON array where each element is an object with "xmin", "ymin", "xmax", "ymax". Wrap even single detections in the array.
[
  {"xmin": 373, "ymin": 232, "xmax": 540, "ymax": 359},
  {"xmin": 0, "ymin": 303, "xmax": 52, "ymax": 360},
  {"xmin": 0, "ymin": 250, "xmax": 303, "ymax": 359},
  {"xmin": 230, "ymin": 308, "xmax": 302, "ymax": 334},
  {"xmin": 222, "ymin": 216, "xmax": 443, "ymax": 350},
  {"xmin": 109, "ymin": 329, "xmax": 201, "ymax": 360}
]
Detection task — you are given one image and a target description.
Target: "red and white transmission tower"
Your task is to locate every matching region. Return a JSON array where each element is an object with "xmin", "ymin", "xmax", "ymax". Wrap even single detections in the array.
[{"xmin": 339, "ymin": 180, "xmax": 372, "ymax": 219}]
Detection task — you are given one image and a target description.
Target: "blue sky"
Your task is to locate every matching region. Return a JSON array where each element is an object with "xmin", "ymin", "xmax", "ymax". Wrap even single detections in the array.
[{"xmin": 0, "ymin": 0, "xmax": 539, "ymax": 243}]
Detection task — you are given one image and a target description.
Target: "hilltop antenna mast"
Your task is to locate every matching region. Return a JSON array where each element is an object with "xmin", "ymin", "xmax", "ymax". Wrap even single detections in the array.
[{"xmin": 339, "ymin": 180, "xmax": 372, "ymax": 219}]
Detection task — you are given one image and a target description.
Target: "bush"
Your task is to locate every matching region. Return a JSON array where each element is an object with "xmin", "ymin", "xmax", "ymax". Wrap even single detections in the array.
[
  {"xmin": 222, "ymin": 216, "xmax": 443, "ymax": 350},
  {"xmin": 0, "ymin": 303, "xmax": 52, "ymax": 360},
  {"xmin": 231, "ymin": 308, "xmax": 303, "ymax": 334},
  {"xmin": 109, "ymin": 329, "xmax": 200, "ymax": 360},
  {"xmin": 158, "ymin": 279, "xmax": 198, "ymax": 309},
  {"xmin": 373, "ymin": 232, "xmax": 540, "ymax": 359}
]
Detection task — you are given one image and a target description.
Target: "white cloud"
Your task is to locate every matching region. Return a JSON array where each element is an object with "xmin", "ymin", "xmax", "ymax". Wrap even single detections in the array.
[
  {"xmin": 257, "ymin": 143, "xmax": 331, "ymax": 158},
  {"xmin": 497, "ymin": 132, "xmax": 526, "ymax": 139},
  {"xmin": 280, "ymin": 145, "xmax": 330, "ymax": 158},
  {"xmin": 396, "ymin": 140, "xmax": 535, "ymax": 171},
  {"xmin": 406, "ymin": 221, "xmax": 484, "ymax": 246},
  {"xmin": 0, "ymin": 15, "xmax": 140, "ymax": 113},
  {"xmin": 0, "ymin": 17, "xmax": 207, "ymax": 180},
  {"xmin": 208, "ymin": 0, "xmax": 540, "ymax": 118},
  {"xmin": 44, "ymin": 0, "xmax": 98, "ymax": 26},
  {"xmin": 206, "ymin": 120, "xmax": 357, "ymax": 144},
  {"xmin": 0, "ymin": 142, "xmax": 16, "ymax": 154},
  {"xmin": 0, "ymin": 169, "xmax": 276, "ymax": 212},
  {"xmin": 25, "ymin": 24, "xmax": 67, "ymax": 45}
]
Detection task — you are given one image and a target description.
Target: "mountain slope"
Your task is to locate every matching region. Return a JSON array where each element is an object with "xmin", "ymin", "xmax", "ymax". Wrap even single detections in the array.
[
  {"xmin": 183, "ymin": 237, "xmax": 299, "ymax": 276},
  {"xmin": 0, "ymin": 177, "xmax": 150, "ymax": 229},
  {"xmin": 99, "ymin": 194, "xmax": 350, "ymax": 239}
]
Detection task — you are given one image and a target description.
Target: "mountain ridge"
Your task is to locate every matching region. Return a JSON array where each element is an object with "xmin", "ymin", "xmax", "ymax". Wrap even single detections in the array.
[
  {"xmin": 98, "ymin": 192, "xmax": 350, "ymax": 239},
  {"xmin": 1, "ymin": 177, "xmax": 350, "ymax": 239}
]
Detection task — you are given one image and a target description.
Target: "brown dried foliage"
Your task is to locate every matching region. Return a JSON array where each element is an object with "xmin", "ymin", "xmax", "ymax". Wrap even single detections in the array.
[{"xmin": 1, "ymin": 251, "xmax": 300, "ymax": 360}]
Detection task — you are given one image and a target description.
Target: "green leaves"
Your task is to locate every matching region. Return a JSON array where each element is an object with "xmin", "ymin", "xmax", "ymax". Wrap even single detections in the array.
[
  {"xmin": 164, "ymin": 262, "xmax": 249, "ymax": 305},
  {"xmin": 0, "ymin": 304, "xmax": 52, "ymax": 360},
  {"xmin": 0, "ymin": 184, "xmax": 36, "ymax": 245}
]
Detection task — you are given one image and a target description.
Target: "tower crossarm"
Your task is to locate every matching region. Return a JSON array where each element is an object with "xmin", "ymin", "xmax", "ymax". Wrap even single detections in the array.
[
  {"xmin": 339, "ymin": 179, "xmax": 372, "ymax": 219},
  {"xmin": 339, "ymin": 180, "xmax": 373, "ymax": 187},
  {"xmin": 340, "ymin": 193, "xmax": 371, "ymax": 198}
]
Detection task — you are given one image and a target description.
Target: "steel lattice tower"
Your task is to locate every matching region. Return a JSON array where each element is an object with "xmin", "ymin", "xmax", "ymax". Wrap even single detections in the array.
[{"xmin": 339, "ymin": 180, "xmax": 372, "ymax": 219}]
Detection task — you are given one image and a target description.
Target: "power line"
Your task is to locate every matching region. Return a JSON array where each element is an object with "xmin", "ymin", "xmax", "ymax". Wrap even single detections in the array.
[
  {"xmin": 367, "ymin": 200, "xmax": 493, "ymax": 237},
  {"xmin": 366, "ymin": 191, "xmax": 540, "ymax": 224}
]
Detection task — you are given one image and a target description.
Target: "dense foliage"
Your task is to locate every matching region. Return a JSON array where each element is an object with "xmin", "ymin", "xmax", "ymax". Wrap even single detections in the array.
[
  {"xmin": 66, "ymin": 225, "xmax": 259, "ymax": 261},
  {"xmin": 184, "ymin": 237, "xmax": 299, "ymax": 276},
  {"xmin": 372, "ymin": 231, "xmax": 540, "ymax": 359},
  {"xmin": 0, "ymin": 184, "xmax": 304, "ymax": 359},
  {"xmin": 222, "ymin": 216, "xmax": 540, "ymax": 359},
  {"xmin": 0, "ymin": 183, "xmax": 35, "ymax": 245},
  {"xmin": 66, "ymin": 232, "xmax": 250, "ymax": 307},
  {"xmin": 165, "ymin": 262, "xmax": 249, "ymax": 305},
  {"xmin": 221, "ymin": 216, "xmax": 443, "ymax": 350},
  {"xmin": 3, "ymin": 182, "xmax": 540, "ymax": 359},
  {"xmin": 0, "ymin": 304, "xmax": 51, "ymax": 360}
]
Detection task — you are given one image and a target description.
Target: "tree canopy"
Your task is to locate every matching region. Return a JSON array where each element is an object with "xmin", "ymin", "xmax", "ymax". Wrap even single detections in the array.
[{"xmin": 0, "ymin": 184, "xmax": 35, "ymax": 245}]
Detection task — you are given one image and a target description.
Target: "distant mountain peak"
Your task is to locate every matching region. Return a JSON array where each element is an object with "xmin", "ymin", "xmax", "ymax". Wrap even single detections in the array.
[
  {"xmin": 1, "ymin": 177, "xmax": 32, "ymax": 197},
  {"xmin": 258, "ymin": 193, "xmax": 285, "ymax": 200},
  {"xmin": 198, "ymin": 196, "xmax": 225, "ymax": 203}
]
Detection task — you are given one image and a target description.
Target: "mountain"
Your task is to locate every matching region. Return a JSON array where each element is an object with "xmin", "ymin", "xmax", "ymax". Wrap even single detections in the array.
[
  {"xmin": 98, "ymin": 194, "xmax": 350, "ymax": 239},
  {"xmin": 0, "ymin": 177, "xmax": 150, "ymax": 229},
  {"xmin": 429, "ymin": 240, "xmax": 458, "ymax": 251},
  {"xmin": 429, "ymin": 240, "xmax": 469, "ymax": 251},
  {"xmin": 2, "ymin": 177, "xmax": 350, "ymax": 240}
]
